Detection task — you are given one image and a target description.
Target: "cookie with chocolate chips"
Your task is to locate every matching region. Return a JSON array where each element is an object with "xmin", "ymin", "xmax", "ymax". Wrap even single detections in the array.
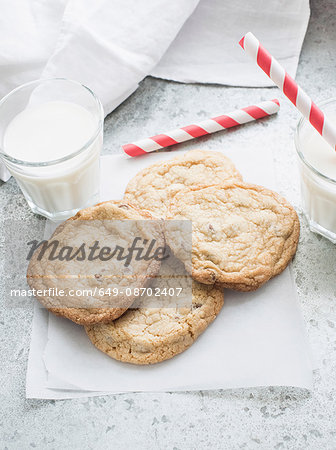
[
  {"xmin": 85, "ymin": 255, "xmax": 224, "ymax": 364},
  {"xmin": 166, "ymin": 182, "xmax": 300, "ymax": 291},
  {"xmin": 27, "ymin": 200, "xmax": 165, "ymax": 325},
  {"xmin": 124, "ymin": 150, "xmax": 242, "ymax": 218}
]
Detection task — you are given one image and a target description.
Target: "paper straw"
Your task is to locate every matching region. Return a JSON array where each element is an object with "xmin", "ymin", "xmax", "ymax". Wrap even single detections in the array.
[
  {"xmin": 239, "ymin": 32, "xmax": 336, "ymax": 151},
  {"xmin": 123, "ymin": 99, "xmax": 280, "ymax": 157}
]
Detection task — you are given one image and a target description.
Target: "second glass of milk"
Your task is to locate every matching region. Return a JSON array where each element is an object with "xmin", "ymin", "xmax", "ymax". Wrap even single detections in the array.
[
  {"xmin": 0, "ymin": 79, "xmax": 103, "ymax": 221},
  {"xmin": 295, "ymin": 98, "xmax": 336, "ymax": 243}
]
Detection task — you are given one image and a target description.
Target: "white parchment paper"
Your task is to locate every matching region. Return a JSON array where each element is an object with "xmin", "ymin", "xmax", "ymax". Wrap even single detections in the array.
[{"xmin": 26, "ymin": 148, "xmax": 313, "ymax": 398}]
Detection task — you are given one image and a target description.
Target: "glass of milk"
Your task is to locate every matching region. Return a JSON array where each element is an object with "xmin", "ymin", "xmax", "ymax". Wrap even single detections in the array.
[
  {"xmin": 295, "ymin": 98, "xmax": 336, "ymax": 243},
  {"xmin": 0, "ymin": 78, "xmax": 104, "ymax": 221}
]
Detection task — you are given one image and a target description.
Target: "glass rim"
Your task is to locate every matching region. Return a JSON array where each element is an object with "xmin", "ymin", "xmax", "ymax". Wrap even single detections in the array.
[
  {"xmin": 0, "ymin": 78, "xmax": 104, "ymax": 167},
  {"xmin": 295, "ymin": 97, "xmax": 336, "ymax": 185}
]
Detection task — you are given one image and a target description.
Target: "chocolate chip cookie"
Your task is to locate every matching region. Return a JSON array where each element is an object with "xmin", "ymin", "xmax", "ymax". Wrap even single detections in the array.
[
  {"xmin": 124, "ymin": 150, "xmax": 242, "ymax": 218},
  {"xmin": 166, "ymin": 182, "xmax": 300, "ymax": 291},
  {"xmin": 27, "ymin": 201, "xmax": 165, "ymax": 324}
]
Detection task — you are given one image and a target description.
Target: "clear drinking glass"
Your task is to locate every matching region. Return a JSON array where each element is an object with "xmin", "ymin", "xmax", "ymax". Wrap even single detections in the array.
[
  {"xmin": 295, "ymin": 99, "xmax": 336, "ymax": 243},
  {"xmin": 0, "ymin": 78, "xmax": 104, "ymax": 221}
]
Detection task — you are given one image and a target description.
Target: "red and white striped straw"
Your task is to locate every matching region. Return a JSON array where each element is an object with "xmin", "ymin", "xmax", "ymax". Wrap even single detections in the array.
[
  {"xmin": 239, "ymin": 32, "xmax": 336, "ymax": 151},
  {"xmin": 123, "ymin": 99, "xmax": 280, "ymax": 157}
]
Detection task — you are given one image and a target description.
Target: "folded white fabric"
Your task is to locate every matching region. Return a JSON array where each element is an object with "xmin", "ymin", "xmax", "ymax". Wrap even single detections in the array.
[
  {"xmin": 41, "ymin": 0, "xmax": 201, "ymax": 114},
  {"xmin": 0, "ymin": 0, "xmax": 310, "ymax": 181},
  {"xmin": 151, "ymin": 0, "xmax": 310, "ymax": 86}
]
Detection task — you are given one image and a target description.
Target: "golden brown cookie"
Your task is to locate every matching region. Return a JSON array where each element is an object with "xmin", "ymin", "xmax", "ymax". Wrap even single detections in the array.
[
  {"xmin": 166, "ymin": 182, "xmax": 300, "ymax": 291},
  {"xmin": 27, "ymin": 201, "xmax": 165, "ymax": 325},
  {"xmin": 123, "ymin": 150, "xmax": 242, "ymax": 218},
  {"xmin": 85, "ymin": 278, "xmax": 224, "ymax": 365}
]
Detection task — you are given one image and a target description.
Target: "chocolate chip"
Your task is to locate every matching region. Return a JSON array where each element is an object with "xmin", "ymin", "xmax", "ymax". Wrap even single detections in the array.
[
  {"xmin": 94, "ymin": 273, "xmax": 102, "ymax": 279},
  {"xmin": 118, "ymin": 204, "xmax": 129, "ymax": 209},
  {"xmin": 209, "ymin": 224, "xmax": 214, "ymax": 231},
  {"xmin": 209, "ymin": 271, "xmax": 216, "ymax": 282}
]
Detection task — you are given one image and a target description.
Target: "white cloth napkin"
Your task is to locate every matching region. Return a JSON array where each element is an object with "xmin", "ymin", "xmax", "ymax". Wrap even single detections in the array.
[
  {"xmin": 151, "ymin": 0, "xmax": 310, "ymax": 86},
  {"xmin": 26, "ymin": 149, "xmax": 313, "ymax": 399},
  {"xmin": 0, "ymin": 0, "xmax": 310, "ymax": 181}
]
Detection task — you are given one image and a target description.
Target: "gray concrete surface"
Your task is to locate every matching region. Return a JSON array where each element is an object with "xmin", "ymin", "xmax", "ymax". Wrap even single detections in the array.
[{"xmin": 1, "ymin": 1, "xmax": 336, "ymax": 448}]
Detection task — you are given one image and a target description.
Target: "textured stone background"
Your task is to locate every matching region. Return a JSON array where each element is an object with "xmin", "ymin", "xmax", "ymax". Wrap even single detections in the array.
[{"xmin": 1, "ymin": 1, "xmax": 336, "ymax": 448}]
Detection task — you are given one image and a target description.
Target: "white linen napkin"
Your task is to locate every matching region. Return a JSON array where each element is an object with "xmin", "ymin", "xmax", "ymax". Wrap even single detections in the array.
[
  {"xmin": 151, "ymin": 0, "xmax": 310, "ymax": 86},
  {"xmin": 26, "ymin": 149, "xmax": 313, "ymax": 399},
  {"xmin": 0, "ymin": 0, "xmax": 310, "ymax": 181}
]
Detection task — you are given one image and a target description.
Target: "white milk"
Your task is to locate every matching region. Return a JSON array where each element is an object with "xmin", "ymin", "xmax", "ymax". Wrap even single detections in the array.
[
  {"xmin": 297, "ymin": 117, "xmax": 336, "ymax": 241},
  {"xmin": 3, "ymin": 101, "xmax": 102, "ymax": 219}
]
